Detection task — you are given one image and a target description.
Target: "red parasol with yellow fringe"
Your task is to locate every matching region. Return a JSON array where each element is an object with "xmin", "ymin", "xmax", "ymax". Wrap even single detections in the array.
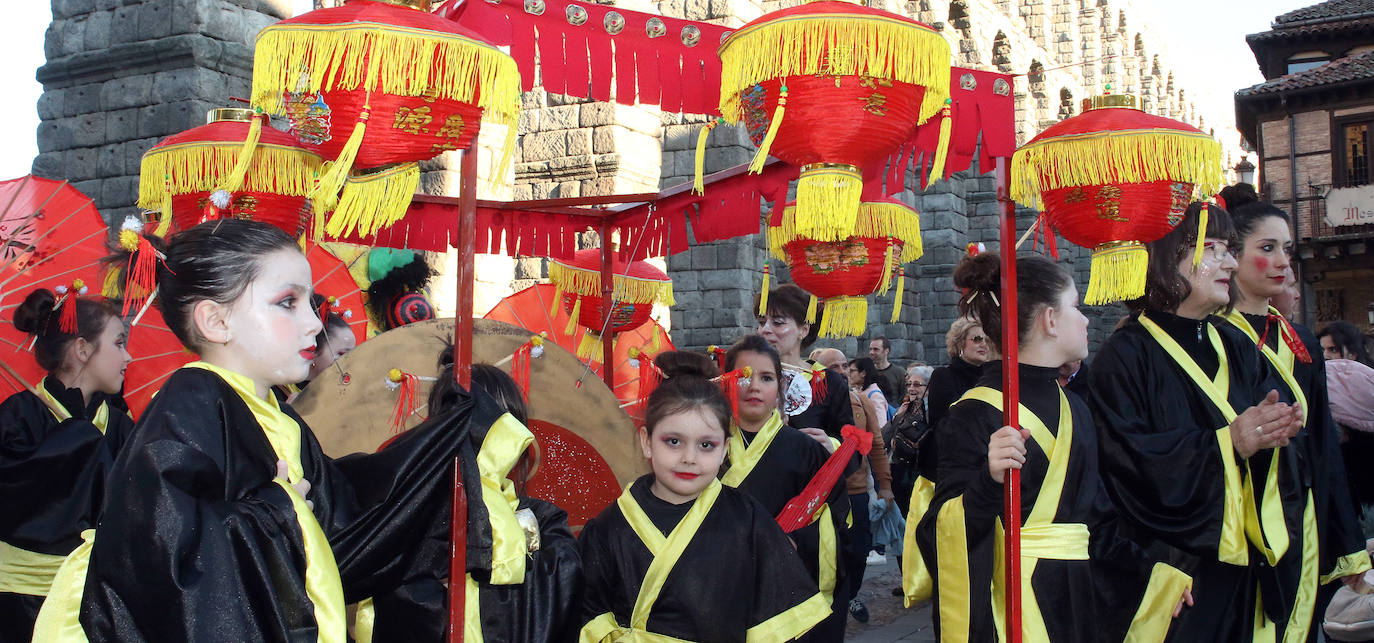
[
  {"xmin": 764, "ymin": 196, "xmax": 923, "ymax": 338},
  {"xmin": 706, "ymin": 0, "xmax": 951, "ymax": 241},
  {"xmin": 547, "ymin": 249, "xmax": 674, "ymax": 363},
  {"xmin": 1011, "ymin": 92, "xmax": 1224, "ymax": 304},
  {"xmin": 249, "ymin": 0, "xmax": 522, "ymax": 240},
  {"xmin": 137, "ymin": 108, "xmax": 324, "ymax": 238}
]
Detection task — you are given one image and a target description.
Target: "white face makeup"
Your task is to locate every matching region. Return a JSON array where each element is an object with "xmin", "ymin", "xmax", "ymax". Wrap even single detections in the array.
[
  {"xmin": 757, "ymin": 312, "xmax": 806, "ymax": 360},
  {"xmin": 639, "ymin": 407, "xmax": 727, "ymax": 504},
  {"xmin": 221, "ymin": 249, "xmax": 323, "ymax": 393},
  {"xmin": 1176, "ymin": 238, "xmax": 1238, "ymax": 318},
  {"xmin": 84, "ymin": 316, "xmax": 131, "ymax": 396},
  {"xmin": 1047, "ymin": 282, "xmax": 1089, "ymax": 363},
  {"xmin": 307, "ymin": 326, "xmax": 357, "ymax": 382}
]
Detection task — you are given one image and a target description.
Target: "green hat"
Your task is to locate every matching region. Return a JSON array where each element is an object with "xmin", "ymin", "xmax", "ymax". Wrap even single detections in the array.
[{"xmin": 367, "ymin": 248, "xmax": 416, "ymax": 283}]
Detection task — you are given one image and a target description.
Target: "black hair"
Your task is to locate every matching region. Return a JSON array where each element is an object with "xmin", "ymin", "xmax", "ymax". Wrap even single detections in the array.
[
  {"xmin": 871, "ymin": 336, "xmax": 891, "ymax": 350},
  {"xmin": 115, "ymin": 219, "xmax": 301, "ymax": 351},
  {"xmin": 1131, "ymin": 201, "xmax": 1236, "ymax": 314},
  {"xmin": 427, "ymin": 345, "xmax": 530, "ymax": 425},
  {"xmin": 1228, "ymin": 200, "xmax": 1291, "ymax": 256},
  {"xmin": 1218, "ymin": 183, "xmax": 1259, "ymax": 212},
  {"xmin": 953, "ymin": 253, "xmax": 1072, "ymax": 353},
  {"xmin": 11, "ymin": 288, "xmax": 121, "ymax": 372},
  {"xmin": 308, "ymin": 293, "xmax": 352, "ymax": 349},
  {"xmin": 643, "ymin": 351, "xmax": 729, "ymax": 436},
  {"xmin": 850, "ymin": 356, "xmax": 881, "ymax": 389},
  {"xmin": 1318, "ymin": 321, "xmax": 1373, "ymax": 367},
  {"xmin": 754, "ymin": 283, "xmax": 821, "ymax": 350},
  {"xmin": 724, "ymin": 334, "xmax": 783, "ymax": 379}
]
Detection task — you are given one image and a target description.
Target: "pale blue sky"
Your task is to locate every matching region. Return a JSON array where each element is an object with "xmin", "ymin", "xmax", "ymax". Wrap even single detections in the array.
[{"xmin": 0, "ymin": 0, "xmax": 1318, "ymax": 182}]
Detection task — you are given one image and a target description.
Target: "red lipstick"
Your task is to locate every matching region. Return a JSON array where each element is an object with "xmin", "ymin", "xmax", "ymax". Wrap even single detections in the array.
[
  {"xmin": 673, "ymin": 472, "xmax": 699, "ymax": 480},
  {"xmin": 300, "ymin": 348, "xmax": 317, "ymax": 360}
]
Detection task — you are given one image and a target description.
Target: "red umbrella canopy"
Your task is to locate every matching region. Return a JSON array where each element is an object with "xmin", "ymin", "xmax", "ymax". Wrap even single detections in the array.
[
  {"xmin": 305, "ymin": 242, "xmax": 369, "ymax": 345},
  {"xmin": 0, "ymin": 177, "xmax": 111, "ymax": 397},
  {"xmin": 483, "ymin": 283, "xmax": 675, "ymax": 420}
]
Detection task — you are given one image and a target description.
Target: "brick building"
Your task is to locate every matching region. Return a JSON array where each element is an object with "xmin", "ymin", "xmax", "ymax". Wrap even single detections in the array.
[
  {"xmin": 1235, "ymin": 0, "xmax": 1374, "ymax": 329},
  {"xmin": 32, "ymin": 0, "xmax": 1243, "ymax": 365}
]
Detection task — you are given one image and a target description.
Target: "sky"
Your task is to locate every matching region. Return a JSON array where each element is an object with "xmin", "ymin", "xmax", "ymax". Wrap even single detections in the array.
[{"xmin": 0, "ymin": 0, "xmax": 1324, "ymax": 181}]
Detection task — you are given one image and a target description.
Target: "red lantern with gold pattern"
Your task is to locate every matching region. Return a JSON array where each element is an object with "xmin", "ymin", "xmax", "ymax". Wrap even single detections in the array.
[
  {"xmin": 548, "ymin": 249, "xmax": 674, "ymax": 363},
  {"xmin": 1012, "ymin": 93, "xmax": 1223, "ymax": 304},
  {"xmin": 709, "ymin": 1, "xmax": 951, "ymax": 242},
  {"xmin": 137, "ymin": 108, "xmax": 323, "ymax": 237},
  {"xmin": 251, "ymin": 0, "xmax": 521, "ymax": 238},
  {"xmin": 766, "ymin": 198, "xmax": 923, "ymax": 338}
]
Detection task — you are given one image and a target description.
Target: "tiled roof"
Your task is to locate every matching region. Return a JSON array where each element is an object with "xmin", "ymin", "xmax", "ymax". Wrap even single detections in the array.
[
  {"xmin": 1236, "ymin": 49, "xmax": 1374, "ymax": 97},
  {"xmin": 1274, "ymin": 0, "xmax": 1374, "ymax": 24},
  {"xmin": 1249, "ymin": 14, "xmax": 1374, "ymax": 41}
]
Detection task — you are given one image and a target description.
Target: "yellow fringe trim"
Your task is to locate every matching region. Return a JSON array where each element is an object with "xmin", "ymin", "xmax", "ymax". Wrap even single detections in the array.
[
  {"xmin": 547, "ymin": 261, "xmax": 675, "ymax": 306},
  {"xmin": 1193, "ymin": 204, "xmax": 1209, "ymax": 269},
  {"xmin": 550, "ymin": 285, "xmax": 563, "ymax": 318},
  {"xmin": 758, "ymin": 263, "xmax": 771, "ymax": 316},
  {"xmin": 251, "ymin": 22, "xmax": 521, "ymax": 131},
  {"xmin": 577, "ymin": 331, "xmax": 605, "ymax": 363},
  {"xmin": 693, "ymin": 119, "xmax": 719, "ymax": 195},
  {"xmin": 877, "ymin": 242, "xmax": 894, "ymax": 294},
  {"xmin": 890, "ymin": 267, "xmax": 905, "ymax": 324},
  {"xmin": 1084, "ymin": 241, "xmax": 1148, "ymax": 305},
  {"xmin": 1010, "ymin": 129, "xmax": 1224, "ymax": 209},
  {"xmin": 214, "ymin": 111, "xmax": 263, "ymax": 195},
  {"xmin": 313, "ymin": 111, "xmax": 370, "ymax": 215},
  {"xmin": 818, "ymin": 296, "xmax": 868, "ymax": 339},
  {"xmin": 137, "ymin": 143, "xmax": 322, "ymax": 211},
  {"xmin": 928, "ymin": 103, "xmax": 951, "ymax": 184},
  {"xmin": 155, "ymin": 180, "xmax": 173, "ymax": 237},
  {"xmin": 794, "ymin": 165, "xmax": 864, "ymax": 241},
  {"xmin": 564, "ymin": 297, "xmax": 582, "ymax": 336},
  {"xmin": 718, "ymin": 14, "xmax": 950, "ymax": 126},
  {"xmin": 749, "ymin": 85, "xmax": 787, "ymax": 174},
  {"xmin": 769, "ymin": 200, "xmax": 923, "ymax": 262},
  {"xmin": 324, "ymin": 162, "xmax": 421, "ymax": 238},
  {"xmin": 806, "ymin": 294, "xmax": 818, "ymax": 324}
]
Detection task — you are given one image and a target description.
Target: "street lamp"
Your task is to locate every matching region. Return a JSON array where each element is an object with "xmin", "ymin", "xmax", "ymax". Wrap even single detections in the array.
[{"xmin": 1235, "ymin": 158, "xmax": 1256, "ymax": 186}]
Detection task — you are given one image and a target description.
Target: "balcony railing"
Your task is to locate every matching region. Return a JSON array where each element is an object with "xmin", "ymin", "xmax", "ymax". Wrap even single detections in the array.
[{"xmin": 1296, "ymin": 181, "xmax": 1374, "ymax": 242}]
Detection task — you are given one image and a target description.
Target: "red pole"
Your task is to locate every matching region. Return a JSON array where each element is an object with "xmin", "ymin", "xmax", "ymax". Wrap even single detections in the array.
[
  {"xmin": 598, "ymin": 223, "xmax": 615, "ymax": 390},
  {"xmin": 447, "ymin": 138, "xmax": 479, "ymax": 643},
  {"xmin": 447, "ymin": 457, "xmax": 467, "ymax": 643},
  {"xmin": 995, "ymin": 156, "xmax": 1022, "ymax": 643}
]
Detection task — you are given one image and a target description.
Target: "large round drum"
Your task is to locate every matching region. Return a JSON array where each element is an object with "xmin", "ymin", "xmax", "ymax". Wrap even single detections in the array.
[{"xmin": 294, "ymin": 317, "xmax": 646, "ymax": 528}]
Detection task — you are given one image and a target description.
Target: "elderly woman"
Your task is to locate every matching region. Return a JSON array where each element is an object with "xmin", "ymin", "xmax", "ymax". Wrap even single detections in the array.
[
  {"xmin": 886, "ymin": 364, "xmax": 932, "ymax": 516},
  {"xmin": 927, "ymin": 317, "xmax": 994, "ymax": 433}
]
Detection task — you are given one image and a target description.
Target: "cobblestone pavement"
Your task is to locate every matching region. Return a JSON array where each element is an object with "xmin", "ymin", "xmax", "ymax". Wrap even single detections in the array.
[{"xmin": 843, "ymin": 554, "xmax": 936, "ymax": 642}]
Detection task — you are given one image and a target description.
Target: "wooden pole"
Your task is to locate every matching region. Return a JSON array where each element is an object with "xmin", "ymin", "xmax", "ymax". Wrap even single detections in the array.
[
  {"xmin": 448, "ymin": 138, "xmax": 479, "ymax": 643},
  {"xmin": 995, "ymin": 156, "xmax": 1022, "ymax": 643}
]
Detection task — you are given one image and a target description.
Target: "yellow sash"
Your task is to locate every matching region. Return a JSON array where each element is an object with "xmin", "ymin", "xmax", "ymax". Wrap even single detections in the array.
[
  {"xmin": 1139, "ymin": 314, "xmax": 1251, "ymax": 566},
  {"xmin": 579, "ymin": 480, "xmax": 723, "ymax": 643},
  {"xmin": 720, "ymin": 410, "xmax": 837, "ymax": 602},
  {"xmin": 901, "ymin": 475, "xmax": 936, "ymax": 607},
  {"xmin": 186, "ymin": 362, "xmax": 346, "ymax": 643},
  {"xmin": 952, "ymin": 386, "xmax": 1089, "ymax": 642}
]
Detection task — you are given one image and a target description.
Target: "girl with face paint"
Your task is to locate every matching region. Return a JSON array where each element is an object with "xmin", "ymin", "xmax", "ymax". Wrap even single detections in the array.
[
  {"xmin": 1089, "ymin": 202, "xmax": 1326, "ymax": 640},
  {"xmin": 0, "ymin": 290, "xmax": 133, "ymax": 641},
  {"xmin": 1219, "ymin": 197, "xmax": 1371, "ymax": 636},
  {"xmin": 33, "ymin": 220, "xmax": 496, "ymax": 642}
]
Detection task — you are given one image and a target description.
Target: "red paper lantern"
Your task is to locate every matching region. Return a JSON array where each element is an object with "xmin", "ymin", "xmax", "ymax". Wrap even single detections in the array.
[
  {"xmin": 251, "ymin": 0, "xmax": 521, "ymax": 238},
  {"xmin": 711, "ymin": 1, "xmax": 951, "ymax": 241},
  {"xmin": 137, "ymin": 108, "xmax": 322, "ymax": 237},
  {"xmin": 767, "ymin": 198, "xmax": 923, "ymax": 338},
  {"xmin": 1012, "ymin": 93, "xmax": 1223, "ymax": 304},
  {"xmin": 549, "ymin": 249, "xmax": 674, "ymax": 363}
]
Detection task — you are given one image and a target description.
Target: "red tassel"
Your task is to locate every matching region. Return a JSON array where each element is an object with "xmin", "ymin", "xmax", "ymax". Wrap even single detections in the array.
[
  {"xmin": 58, "ymin": 294, "xmax": 79, "ymax": 334},
  {"xmin": 775, "ymin": 424, "xmax": 871, "ymax": 533},
  {"xmin": 512, "ymin": 341, "xmax": 533, "ymax": 401},
  {"xmin": 631, "ymin": 347, "xmax": 664, "ymax": 419},
  {"xmin": 317, "ymin": 296, "xmax": 335, "ymax": 324},
  {"xmin": 1264, "ymin": 314, "xmax": 1313, "ymax": 364},
  {"xmin": 389, "ymin": 369, "xmax": 419, "ymax": 432},
  {"xmin": 707, "ymin": 345, "xmax": 726, "ymax": 374},
  {"xmin": 123, "ymin": 236, "xmax": 160, "ymax": 318},
  {"xmin": 809, "ymin": 364, "xmax": 828, "ymax": 404},
  {"xmin": 715, "ymin": 366, "xmax": 752, "ymax": 420}
]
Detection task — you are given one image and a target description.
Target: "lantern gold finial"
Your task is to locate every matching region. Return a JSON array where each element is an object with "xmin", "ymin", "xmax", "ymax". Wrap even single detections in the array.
[
  {"xmin": 1081, "ymin": 93, "xmax": 1137, "ymax": 112},
  {"xmin": 363, "ymin": 0, "xmax": 433, "ymax": 9},
  {"xmin": 206, "ymin": 108, "xmax": 255, "ymax": 124}
]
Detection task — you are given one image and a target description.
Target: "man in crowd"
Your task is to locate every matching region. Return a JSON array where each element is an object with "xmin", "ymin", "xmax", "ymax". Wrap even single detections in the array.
[{"xmin": 868, "ymin": 337, "xmax": 905, "ymax": 409}]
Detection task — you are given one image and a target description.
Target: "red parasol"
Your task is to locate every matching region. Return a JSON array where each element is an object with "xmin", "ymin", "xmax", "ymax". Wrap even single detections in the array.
[
  {"xmin": 305, "ymin": 243, "xmax": 369, "ymax": 345},
  {"xmin": 481, "ymin": 283, "xmax": 674, "ymax": 422},
  {"xmin": 0, "ymin": 177, "xmax": 111, "ymax": 399}
]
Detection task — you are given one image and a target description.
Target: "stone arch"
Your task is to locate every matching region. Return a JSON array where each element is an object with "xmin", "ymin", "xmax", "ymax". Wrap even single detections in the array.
[
  {"xmin": 1059, "ymin": 87, "xmax": 1075, "ymax": 119},
  {"xmin": 949, "ymin": 0, "xmax": 972, "ymax": 37},
  {"xmin": 1117, "ymin": 9, "xmax": 1127, "ymax": 34},
  {"xmin": 993, "ymin": 30, "xmax": 1014, "ymax": 73}
]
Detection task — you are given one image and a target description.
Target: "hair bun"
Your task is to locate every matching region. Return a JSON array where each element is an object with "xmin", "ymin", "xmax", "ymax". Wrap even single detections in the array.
[
  {"xmin": 12, "ymin": 288, "xmax": 57, "ymax": 335},
  {"xmin": 1219, "ymin": 183, "xmax": 1259, "ymax": 211},
  {"xmin": 953, "ymin": 252, "xmax": 1000, "ymax": 296},
  {"xmin": 654, "ymin": 351, "xmax": 719, "ymax": 381}
]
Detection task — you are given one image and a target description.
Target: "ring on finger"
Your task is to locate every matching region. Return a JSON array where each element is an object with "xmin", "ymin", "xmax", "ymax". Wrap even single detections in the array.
[{"xmin": 1256, "ymin": 424, "xmax": 1264, "ymax": 435}]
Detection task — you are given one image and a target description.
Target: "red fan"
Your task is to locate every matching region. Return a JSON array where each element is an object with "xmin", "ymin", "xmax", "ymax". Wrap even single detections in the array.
[{"xmin": 775, "ymin": 424, "xmax": 872, "ymax": 533}]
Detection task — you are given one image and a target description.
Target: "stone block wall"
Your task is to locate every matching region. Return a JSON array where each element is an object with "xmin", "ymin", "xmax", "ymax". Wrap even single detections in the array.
[{"xmin": 34, "ymin": 0, "xmax": 289, "ymax": 225}]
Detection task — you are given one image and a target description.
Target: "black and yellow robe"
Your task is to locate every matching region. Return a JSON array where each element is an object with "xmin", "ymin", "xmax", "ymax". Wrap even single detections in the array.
[
  {"xmin": 1219, "ymin": 308, "xmax": 1371, "ymax": 641},
  {"xmin": 721, "ymin": 410, "xmax": 854, "ymax": 641},
  {"xmin": 916, "ymin": 362, "xmax": 1190, "ymax": 642},
  {"xmin": 1092, "ymin": 310, "xmax": 1327, "ymax": 641},
  {"xmin": 31, "ymin": 362, "xmax": 531, "ymax": 641},
  {"xmin": 0, "ymin": 376, "xmax": 133, "ymax": 641},
  {"xmin": 578, "ymin": 475, "xmax": 829, "ymax": 642}
]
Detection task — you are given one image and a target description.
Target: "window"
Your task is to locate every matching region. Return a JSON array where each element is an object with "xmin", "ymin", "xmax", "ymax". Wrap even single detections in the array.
[
  {"xmin": 1340, "ymin": 120, "xmax": 1372, "ymax": 187},
  {"xmin": 1287, "ymin": 51, "xmax": 1329, "ymax": 74}
]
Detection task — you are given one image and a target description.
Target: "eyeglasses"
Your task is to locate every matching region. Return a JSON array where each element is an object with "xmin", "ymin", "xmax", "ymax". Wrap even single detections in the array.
[
  {"xmin": 967, "ymin": 335, "xmax": 989, "ymax": 344},
  {"xmin": 1187, "ymin": 241, "xmax": 1232, "ymax": 262}
]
